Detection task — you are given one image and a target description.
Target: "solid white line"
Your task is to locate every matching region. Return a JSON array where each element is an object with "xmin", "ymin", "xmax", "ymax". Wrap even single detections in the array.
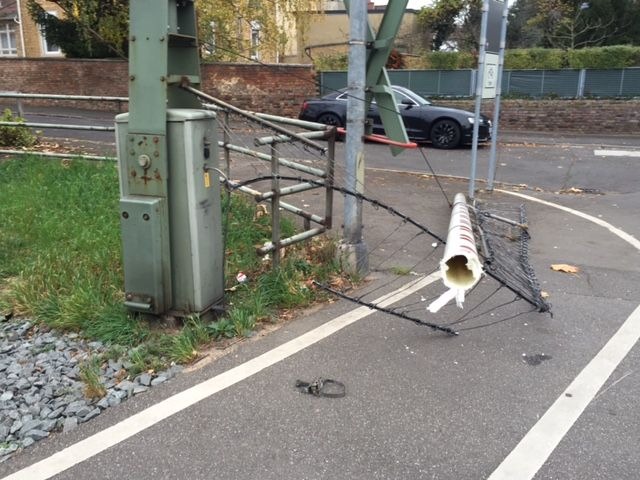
[
  {"xmin": 487, "ymin": 189, "xmax": 640, "ymax": 480},
  {"xmin": 594, "ymin": 149, "xmax": 640, "ymax": 158},
  {"xmin": 487, "ymin": 304, "xmax": 640, "ymax": 480},
  {"xmin": 497, "ymin": 189, "xmax": 640, "ymax": 251},
  {"xmin": 2, "ymin": 273, "xmax": 441, "ymax": 480}
]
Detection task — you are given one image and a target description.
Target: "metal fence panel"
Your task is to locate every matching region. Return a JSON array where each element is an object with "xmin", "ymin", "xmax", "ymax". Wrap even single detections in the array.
[
  {"xmin": 505, "ymin": 70, "xmax": 544, "ymax": 96},
  {"xmin": 321, "ymin": 69, "xmax": 474, "ymax": 98},
  {"xmin": 319, "ymin": 71, "xmax": 348, "ymax": 96},
  {"xmin": 584, "ymin": 69, "xmax": 624, "ymax": 97},
  {"xmin": 320, "ymin": 68, "xmax": 639, "ymax": 99},
  {"xmin": 620, "ymin": 68, "xmax": 640, "ymax": 97},
  {"xmin": 438, "ymin": 70, "xmax": 474, "ymax": 97},
  {"xmin": 540, "ymin": 70, "xmax": 582, "ymax": 97},
  {"xmin": 388, "ymin": 70, "xmax": 438, "ymax": 96},
  {"xmin": 502, "ymin": 69, "xmax": 581, "ymax": 97},
  {"xmin": 583, "ymin": 68, "xmax": 640, "ymax": 97}
]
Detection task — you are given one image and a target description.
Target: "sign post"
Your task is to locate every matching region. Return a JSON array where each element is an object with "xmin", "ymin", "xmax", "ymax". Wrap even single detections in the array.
[
  {"xmin": 487, "ymin": 0, "xmax": 510, "ymax": 191},
  {"xmin": 468, "ymin": 0, "xmax": 505, "ymax": 198}
]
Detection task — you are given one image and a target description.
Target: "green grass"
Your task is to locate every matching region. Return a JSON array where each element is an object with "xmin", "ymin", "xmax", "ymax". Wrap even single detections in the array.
[{"xmin": 0, "ymin": 156, "xmax": 341, "ymax": 372}]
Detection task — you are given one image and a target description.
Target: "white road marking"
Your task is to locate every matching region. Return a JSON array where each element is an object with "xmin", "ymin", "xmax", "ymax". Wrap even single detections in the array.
[
  {"xmin": 487, "ymin": 189, "xmax": 640, "ymax": 480},
  {"xmin": 488, "ymin": 304, "xmax": 640, "ymax": 480},
  {"xmin": 594, "ymin": 149, "xmax": 640, "ymax": 158},
  {"xmin": 498, "ymin": 189, "xmax": 640, "ymax": 251},
  {"xmin": 2, "ymin": 273, "xmax": 441, "ymax": 480}
]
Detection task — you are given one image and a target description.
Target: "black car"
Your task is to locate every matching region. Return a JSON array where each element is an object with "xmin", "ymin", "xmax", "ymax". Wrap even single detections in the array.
[{"xmin": 298, "ymin": 85, "xmax": 492, "ymax": 149}]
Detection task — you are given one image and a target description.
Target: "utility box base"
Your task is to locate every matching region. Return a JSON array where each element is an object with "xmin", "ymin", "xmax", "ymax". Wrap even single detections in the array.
[
  {"xmin": 116, "ymin": 109, "xmax": 224, "ymax": 317},
  {"xmin": 120, "ymin": 196, "xmax": 171, "ymax": 314}
]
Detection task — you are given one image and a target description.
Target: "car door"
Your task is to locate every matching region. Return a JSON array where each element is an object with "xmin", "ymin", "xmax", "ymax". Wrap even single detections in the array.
[{"xmin": 368, "ymin": 89, "xmax": 427, "ymax": 141}]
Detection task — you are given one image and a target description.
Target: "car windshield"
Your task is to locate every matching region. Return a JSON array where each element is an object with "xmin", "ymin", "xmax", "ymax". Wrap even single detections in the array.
[
  {"xmin": 392, "ymin": 87, "xmax": 431, "ymax": 106},
  {"xmin": 333, "ymin": 86, "xmax": 432, "ymax": 107}
]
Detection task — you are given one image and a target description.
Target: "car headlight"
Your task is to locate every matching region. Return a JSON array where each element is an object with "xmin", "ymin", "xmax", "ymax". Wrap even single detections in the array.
[{"xmin": 467, "ymin": 117, "xmax": 475, "ymax": 124}]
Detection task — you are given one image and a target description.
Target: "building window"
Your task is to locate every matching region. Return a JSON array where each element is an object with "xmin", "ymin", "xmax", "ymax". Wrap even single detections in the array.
[
  {"xmin": 0, "ymin": 21, "xmax": 17, "ymax": 56},
  {"xmin": 40, "ymin": 11, "xmax": 62, "ymax": 55},
  {"xmin": 250, "ymin": 20, "xmax": 261, "ymax": 60},
  {"xmin": 209, "ymin": 20, "xmax": 216, "ymax": 54}
]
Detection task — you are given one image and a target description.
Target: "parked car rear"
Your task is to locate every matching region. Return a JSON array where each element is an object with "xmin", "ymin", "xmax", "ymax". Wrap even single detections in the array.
[{"xmin": 299, "ymin": 85, "xmax": 491, "ymax": 149}]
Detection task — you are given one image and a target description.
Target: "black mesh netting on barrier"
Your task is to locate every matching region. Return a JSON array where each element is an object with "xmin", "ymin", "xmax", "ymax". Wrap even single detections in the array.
[
  {"xmin": 472, "ymin": 200, "xmax": 551, "ymax": 314},
  {"xmin": 310, "ymin": 187, "xmax": 552, "ymax": 336}
]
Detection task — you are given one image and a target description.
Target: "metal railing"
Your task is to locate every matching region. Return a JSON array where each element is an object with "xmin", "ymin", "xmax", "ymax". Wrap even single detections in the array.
[
  {"xmin": 0, "ymin": 92, "xmax": 127, "ymax": 117},
  {"xmin": 0, "ymin": 91, "xmax": 120, "ymax": 155},
  {"xmin": 183, "ymin": 85, "xmax": 336, "ymax": 268},
  {"xmin": 0, "ymin": 92, "xmax": 122, "ymax": 160},
  {"xmin": 1, "ymin": 90, "xmax": 337, "ymax": 269}
]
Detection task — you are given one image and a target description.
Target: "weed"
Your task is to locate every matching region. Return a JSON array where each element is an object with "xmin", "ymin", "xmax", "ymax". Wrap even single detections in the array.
[
  {"xmin": 391, "ymin": 266, "xmax": 411, "ymax": 276},
  {"xmin": 183, "ymin": 315, "xmax": 210, "ymax": 344},
  {"xmin": 0, "ymin": 109, "xmax": 37, "ymax": 148},
  {"xmin": 206, "ymin": 318, "xmax": 236, "ymax": 339},
  {"xmin": 247, "ymin": 290, "xmax": 272, "ymax": 323},
  {"xmin": 167, "ymin": 315, "xmax": 211, "ymax": 363},
  {"xmin": 228, "ymin": 308, "xmax": 256, "ymax": 337},
  {"xmin": 256, "ymin": 258, "xmax": 314, "ymax": 309},
  {"xmin": 169, "ymin": 333, "xmax": 199, "ymax": 363},
  {"xmin": 125, "ymin": 339, "xmax": 170, "ymax": 376},
  {"xmin": 104, "ymin": 344, "xmax": 127, "ymax": 361},
  {"xmin": 79, "ymin": 356, "xmax": 106, "ymax": 400}
]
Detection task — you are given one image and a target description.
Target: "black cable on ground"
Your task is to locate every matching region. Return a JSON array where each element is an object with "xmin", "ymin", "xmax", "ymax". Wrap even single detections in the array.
[{"xmin": 313, "ymin": 281, "xmax": 458, "ymax": 336}]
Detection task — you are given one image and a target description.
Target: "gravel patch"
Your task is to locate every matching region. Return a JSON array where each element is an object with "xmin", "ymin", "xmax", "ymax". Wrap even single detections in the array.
[{"xmin": 0, "ymin": 315, "xmax": 182, "ymax": 463}]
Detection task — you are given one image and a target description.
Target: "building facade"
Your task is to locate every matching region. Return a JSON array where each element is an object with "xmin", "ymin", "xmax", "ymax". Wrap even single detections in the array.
[
  {"xmin": 1, "ymin": 1, "xmax": 422, "ymax": 63},
  {"xmin": 0, "ymin": 0, "xmax": 64, "ymax": 58},
  {"xmin": 283, "ymin": 0, "xmax": 424, "ymax": 63}
]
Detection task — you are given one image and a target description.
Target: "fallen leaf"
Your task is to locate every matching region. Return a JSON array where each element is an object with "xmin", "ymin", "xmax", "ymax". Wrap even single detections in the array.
[
  {"xmin": 551, "ymin": 263, "xmax": 580, "ymax": 274},
  {"xmin": 541, "ymin": 291, "xmax": 550, "ymax": 299}
]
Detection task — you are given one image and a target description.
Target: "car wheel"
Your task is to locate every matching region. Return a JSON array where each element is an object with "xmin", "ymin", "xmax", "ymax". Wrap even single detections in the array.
[
  {"xmin": 430, "ymin": 119, "xmax": 461, "ymax": 149},
  {"xmin": 316, "ymin": 112, "xmax": 343, "ymax": 128}
]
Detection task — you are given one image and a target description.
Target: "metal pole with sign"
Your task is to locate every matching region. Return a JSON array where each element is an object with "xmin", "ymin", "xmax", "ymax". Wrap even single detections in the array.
[
  {"xmin": 487, "ymin": 0, "xmax": 510, "ymax": 191},
  {"xmin": 468, "ymin": 0, "xmax": 504, "ymax": 198}
]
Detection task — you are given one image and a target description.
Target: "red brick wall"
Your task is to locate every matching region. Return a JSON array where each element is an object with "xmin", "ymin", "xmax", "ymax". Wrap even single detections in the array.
[
  {"xmin": 444, "ymin": 99, "xmax": 640, "ymax": 134},
  {"xmin": 0, "ymin": 58, "xmax": 314, "ymax": 117},
  {"xmin": 200, "ymin": 63, "xmax": 315, "ymax": 118},
  {"xmin": 1, "ymin": 58, "xmax": 638, "ymax": 133}
]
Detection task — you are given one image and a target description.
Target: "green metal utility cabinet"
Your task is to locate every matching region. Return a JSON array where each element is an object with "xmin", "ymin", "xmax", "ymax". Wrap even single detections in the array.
[{"xmin": 116, "ymin": 109, "xmax": 224, "ymax": 316}]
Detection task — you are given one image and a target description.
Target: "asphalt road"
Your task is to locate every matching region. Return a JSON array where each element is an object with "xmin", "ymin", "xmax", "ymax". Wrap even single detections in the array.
[{"xmin": 1, "ymin": 107, "xmax": 639, "ymax": 480}]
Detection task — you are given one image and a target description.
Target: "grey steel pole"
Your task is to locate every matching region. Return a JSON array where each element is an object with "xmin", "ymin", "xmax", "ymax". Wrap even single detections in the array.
[
  {"xmin": 343, "ymin": 0, "xmax": 369, "ymax": 275},
  {"xmin": 469, "ymin": 0, "xmax": 490, "ymax": 199},
  {"xmin": 487, "ymin": 0, "xmax": 509, "ymax": 191}
]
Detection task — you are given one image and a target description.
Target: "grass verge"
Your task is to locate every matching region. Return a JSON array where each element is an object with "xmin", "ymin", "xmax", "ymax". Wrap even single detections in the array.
[{"xmin": 0, "ymin": 156, "xmax": 342, "ymax": 374}]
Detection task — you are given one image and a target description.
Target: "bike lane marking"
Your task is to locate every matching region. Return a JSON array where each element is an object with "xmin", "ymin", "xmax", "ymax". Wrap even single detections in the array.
[
  {"xmin": 488, "ymin": 189, "xmax": 640, "ymax": 480},
  {"xmin": 2, "ymin": 273, "xmax": 441, "ymax": 480}
]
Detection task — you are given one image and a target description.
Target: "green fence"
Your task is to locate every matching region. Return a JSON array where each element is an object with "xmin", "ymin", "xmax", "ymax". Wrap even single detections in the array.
[{"xmin": 318, "ymin": 68, "xmax": 640, "ymax": 98}]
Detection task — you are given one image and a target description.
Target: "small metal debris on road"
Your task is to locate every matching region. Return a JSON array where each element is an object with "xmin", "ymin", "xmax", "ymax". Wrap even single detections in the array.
[{"xmin": 295, "ymin": 378, "xmax": 346, "ymax": 398}]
